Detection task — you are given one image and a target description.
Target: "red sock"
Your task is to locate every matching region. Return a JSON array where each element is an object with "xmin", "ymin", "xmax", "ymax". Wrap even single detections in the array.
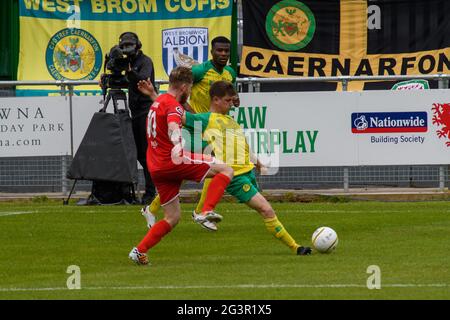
[
  {"xmin": 202, "ymin": 173, "xmax": 231, "ymax": 213},
  {"xmin": 137, "ymin": 220, "xmax": 172, "ymax": 253}
]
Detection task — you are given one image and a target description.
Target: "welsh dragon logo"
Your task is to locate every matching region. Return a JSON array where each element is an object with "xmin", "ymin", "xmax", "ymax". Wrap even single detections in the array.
[
  {"xmin": 272, "ymin": 8, "xmax": 308, "ymax": 37},
  {"xmin": 266, "ymin": 0, "xmax": 316, "ymax": 51},
  {"xmin": 432, "ymin": 103, "xmax": 450, "ymax": 147}
]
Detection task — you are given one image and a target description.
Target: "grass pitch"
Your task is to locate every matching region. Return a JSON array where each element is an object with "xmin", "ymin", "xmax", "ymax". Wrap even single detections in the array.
[{"xmin": 0, "ymin": 200, "xmax": 449, "ymax": 300}]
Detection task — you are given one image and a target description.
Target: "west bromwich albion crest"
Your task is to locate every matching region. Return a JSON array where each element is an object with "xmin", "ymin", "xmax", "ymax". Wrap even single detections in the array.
[{"xmin": 162, "ymin": 27, "xmax": 209, "ymax": 76}]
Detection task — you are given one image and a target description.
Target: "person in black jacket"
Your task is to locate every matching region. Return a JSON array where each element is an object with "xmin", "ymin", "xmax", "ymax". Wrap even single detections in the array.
[{"xmin": 118, "ymin": 32, "xmax": 157, "ymax": 204}]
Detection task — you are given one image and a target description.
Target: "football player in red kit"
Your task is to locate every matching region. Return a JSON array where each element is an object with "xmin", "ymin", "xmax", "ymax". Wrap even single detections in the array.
[{"xmin": 129, "ymin": 66, "xmax": 233, "ymax": 265}]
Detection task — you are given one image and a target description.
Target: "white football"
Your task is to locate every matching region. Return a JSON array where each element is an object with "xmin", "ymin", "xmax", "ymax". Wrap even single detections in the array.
[{"xmin": 312, "ymin": 227, "xmax": 338, "ymax": 253}]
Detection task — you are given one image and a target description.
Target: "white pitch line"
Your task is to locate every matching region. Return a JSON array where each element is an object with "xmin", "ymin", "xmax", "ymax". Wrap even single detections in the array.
[
  {"xmin": 0, "ymin": 211, "xmax": 34, "ymax": 217},
  {"xmin": 0, "ymin": 283, "xmax": 448, "ymax": 292}
]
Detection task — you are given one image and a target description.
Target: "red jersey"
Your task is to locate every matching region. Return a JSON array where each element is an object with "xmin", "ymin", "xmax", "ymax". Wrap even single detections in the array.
[{"xmin": 146, "ymin": 93, "xmax": 184, "ymax": 171}]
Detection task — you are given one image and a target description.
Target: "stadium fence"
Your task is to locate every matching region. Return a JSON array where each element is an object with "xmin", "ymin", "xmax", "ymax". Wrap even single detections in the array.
[{"xmin": 0, "ymin": 74, "xmax": 449, "ymax": 195}]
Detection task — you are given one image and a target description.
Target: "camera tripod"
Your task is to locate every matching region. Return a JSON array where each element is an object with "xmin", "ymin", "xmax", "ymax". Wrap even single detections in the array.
[
  {"xmin": 101, "ymin": 88, "xmax": 129, "ymax": 113},
  {"xmin": 63, "ymin": 87, "xmax": 137, "ymax": 205}
]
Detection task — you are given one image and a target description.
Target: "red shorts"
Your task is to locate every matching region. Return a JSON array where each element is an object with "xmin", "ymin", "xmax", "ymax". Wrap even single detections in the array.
[{"xmin": 150, "ymin": 161, "xmax": 211, "ymax": 206}]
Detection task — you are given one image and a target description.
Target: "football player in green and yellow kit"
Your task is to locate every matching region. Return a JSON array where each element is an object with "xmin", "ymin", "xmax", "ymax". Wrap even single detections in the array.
[
  {"xmin": 189, "ymin": 36, "xmax": 239, "ymax": 113},
  {"xmin": 139, "ymin": 79, "xmax": 312, "ymax": 256},
  {"xmin": 189, "ymin": 36, "xmax": 240, "ymax": 225},
  {"xmin": 144, "ymin": 37, "xmax": 239, "ymax": 231}
]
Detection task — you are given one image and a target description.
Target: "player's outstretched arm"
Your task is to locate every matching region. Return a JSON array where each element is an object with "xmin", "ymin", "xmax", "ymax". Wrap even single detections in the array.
[
  {"xmin": 168, "ymin": 121, "xmax": 183, "ymax": 164},
  {"xmin": 168, "ymin": 122, "xmax": 182, "ymax": 146},
  {"xmin": 250, "ymin": 151, "xmax": 268, "ymax": 175},
  {"xmin": 137, "ymin": 78, "xmax": 158, "ymax": 101}
]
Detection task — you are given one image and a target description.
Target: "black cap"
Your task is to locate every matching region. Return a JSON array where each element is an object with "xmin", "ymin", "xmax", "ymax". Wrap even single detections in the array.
[{"xmin": 119, "ymin": 33, "xmax": 137, "ymax": 46}]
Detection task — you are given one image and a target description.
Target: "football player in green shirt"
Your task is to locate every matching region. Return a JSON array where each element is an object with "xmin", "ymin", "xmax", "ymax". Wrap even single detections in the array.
[
  {"xmin": 189, "ymin": 36, "xmax": 240, "ymax": 220},
  {"xmin": 189, "ymin": 36, "xmax": 239, "ymax": 113},
  {"xmin": 145, "ymin": 36, "xmax": 240, "ymax": 230},
  {"xmin": 139, "ymin": 79, "xmax": 311, "ymax": 255}
]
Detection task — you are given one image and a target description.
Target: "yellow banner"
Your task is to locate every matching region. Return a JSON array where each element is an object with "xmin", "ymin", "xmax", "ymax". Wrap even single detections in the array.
[
  {"xmin": 241, "ymin": 46, "xmax": 450, "ymax": 78},
  {"xmin": 18, "ymin": 0, "xmax": 232, "ymax": 92}
]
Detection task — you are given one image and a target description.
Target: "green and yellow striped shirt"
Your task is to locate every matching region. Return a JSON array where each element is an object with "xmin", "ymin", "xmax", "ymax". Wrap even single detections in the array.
[
  {"xmin": 185, "ymin": 112, "xmax": 254, "ymax": 176},
  {"xmin": 190, "ymin": 60, "xmax": 236, "ymax": 113}
]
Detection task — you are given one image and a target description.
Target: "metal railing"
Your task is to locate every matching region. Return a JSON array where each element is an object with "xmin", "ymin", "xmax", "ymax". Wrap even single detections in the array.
[
  {"xmin": 1, "ymin": 74, "xmax": 449, "ymax": 194},
  {"xmin": 1, "ymin": 73, "xmax": 449, "ymax": 91},
  {"xmin": 238, "ymin": 74, "xmax": 450, "ymax": 91}
]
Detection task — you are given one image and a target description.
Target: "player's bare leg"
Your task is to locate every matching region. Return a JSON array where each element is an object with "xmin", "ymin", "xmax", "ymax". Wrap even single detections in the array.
[
  {"xmin": 246, "ymin": 192, "xmax": 312, "ymax": 256},
  {"xmin": 160, "ymin": 197, "xmax": 182, "ymax": 228}
]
